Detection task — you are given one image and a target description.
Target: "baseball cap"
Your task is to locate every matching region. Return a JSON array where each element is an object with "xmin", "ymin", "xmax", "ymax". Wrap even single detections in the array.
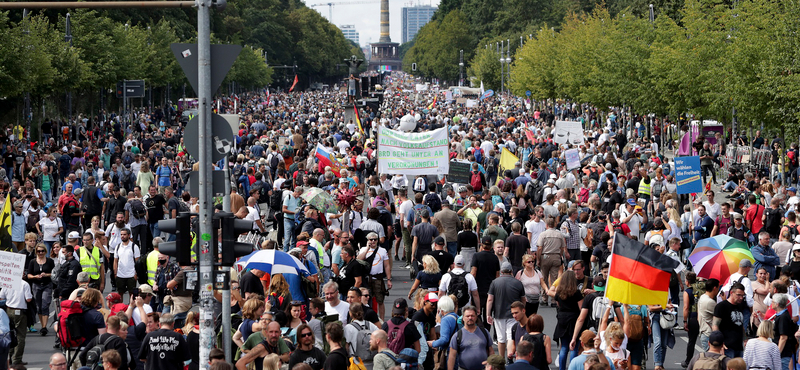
[
  {"xmin": 739, "ymin": 259, "xmax": 753, "ymax": 268},
  {"xmin": 434, "ymin": 236, "xmax": 445, "ymax": 245},
  {"xmin": 593, "ymin": 276, "xmax": 606, "ymax": 291},
  {"xmin": 68, "ymin": 231, "xmax": 80, "ymax": 239},
  {"xmin": 138, "ymin": 284, "xmax": 156, "ymax": 296},
  {"xmin": 500, "ymin": 261, "xmax": 513, "ymax": 273},
  {"xmin": 626, "ymin": 198, "xmax": 637, "ymax": 206},
  {"xmin": 708, "ymin": 331, "xmax": 724, "ymax": 347},
  {"xmin": 484, "ymin": 354, "xmax": 505, "ymax": 369},
  {"xmin": 105, "ymin": 292, "xmax": 122, "ymax": 304},
  {"xmin": 73, "ymin": 188, "xmax": 83, "ymax": 195},
  {"xmin": 424, "ymin": 292, "xmax": 439, "ymax": 303},
  {"xmin": 454, "ymin": 255, "xmax": 464, "ymax": 266},
  {"xmin": 790, "ymin": 187, "xmax": 798, "ymax": 193},
  {"xmin": 392, "ymin": 298, "xmax": 408, "ymax": 315},
  {"xmin": 481, "ymin": 236, "xmax": 492, "ymax": 245}
]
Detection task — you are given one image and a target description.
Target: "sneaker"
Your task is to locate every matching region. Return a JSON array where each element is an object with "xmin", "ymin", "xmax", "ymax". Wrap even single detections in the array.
[
  {"xmin": 28, "ymin": 326, "xmax": 37, "ymax": 333},
  {"xmin": 40, "ymin": 327, "xmax": 48, "ymax": 336},
  {"xmin": 53, "ymin": 343, "xmax": 61, "ymax": 349},
  {"xmin": 681, "ymin": 361, "xmax": 689, "ymax": 368},
  {"xmin": 404, "ymin": 264, "xmax": 410, "ymax": 269}
]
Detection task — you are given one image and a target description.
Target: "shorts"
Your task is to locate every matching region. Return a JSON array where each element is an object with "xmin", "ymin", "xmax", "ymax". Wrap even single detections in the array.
[
  {"xmin": 626, "ymin": 338, "xmax": 644, "ymax": 366},
  {"xmin": 368, "ymin": 276, "xmax": 387, "ymax": 304},
  {"xmin": 493, "ymin": 317, "xmax": 516, "ymax": 344},
  {"xmin": 116, "ymin": 277, "xmax": 137, "ymax": 295}
]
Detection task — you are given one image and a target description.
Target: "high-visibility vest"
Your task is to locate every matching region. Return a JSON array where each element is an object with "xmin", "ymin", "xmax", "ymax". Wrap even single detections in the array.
[
  {"xmin": 79, "ymin": 246, "xmax": 102, "ymax": 280},
  {"xmin": 146, "ymin": 250, "xmax": 159, "ymax": 286},
  {"xmin": 638, "ymin": 179, "xmax": 651, "ymax": 196}
]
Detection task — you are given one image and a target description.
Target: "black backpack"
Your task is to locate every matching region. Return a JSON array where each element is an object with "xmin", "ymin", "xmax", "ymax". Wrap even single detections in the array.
[
  {"xmin": 26, "ymin": 210, "xmax": 41, "ymax": 233},
  {"xmin": 763, "ymin": 207, "xmax": 784, "ymax": 237},
  {"xmin": 130, "ymin": 199, "xmax": 147, "ymax": 219},
  {"xmin": 447, "ymin": 271, "xmax": 470, "ymax": 308},
  {"xmin": 424, "ymin": 193, "xmax": 442, "ymax": 213},
  {"xmin": 788, "ymin": 224, "xmax": 800, "ymax": 243},
  {"xmin": 484, "ymin": 156, "xmax": 497, "ymax": 174},
  {"xmin": 270, "ymin": 190, "xmax": 284, "ymax": 211},
  {"xmin": 85, "ymin": 333, "xmax": 116, "ymax": 370}
]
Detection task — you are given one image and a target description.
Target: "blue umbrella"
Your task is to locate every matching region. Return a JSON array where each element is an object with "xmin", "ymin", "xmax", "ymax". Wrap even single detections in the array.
[{"xmin": 236, "ymin": 249, "xmax": 309, "ymax": 275}]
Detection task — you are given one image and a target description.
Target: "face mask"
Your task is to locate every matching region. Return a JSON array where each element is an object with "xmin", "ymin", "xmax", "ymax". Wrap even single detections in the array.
[{"xmin": 611, "ymin": 344, "xmax": 620, "ymax": 351}]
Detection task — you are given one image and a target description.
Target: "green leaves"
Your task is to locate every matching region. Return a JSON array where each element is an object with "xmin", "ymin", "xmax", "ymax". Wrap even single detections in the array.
[{"xmin": 402, "ymin": 10, "xmax": 475, "ymax": 83}]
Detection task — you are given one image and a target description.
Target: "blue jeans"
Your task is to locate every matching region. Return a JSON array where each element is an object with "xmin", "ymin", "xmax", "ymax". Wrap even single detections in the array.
[
  {"xmin": 42, "ymin": 189, "xmax": 52, "ymax": 203},
  {"xmin": 43, "ymin": 241, "xmax": 55, "ymax": 254},
  {"xmin": 446, "ymin": 242, "xmax": 457, "ymax": 257},
  {"xmin": 149, "ymin": 222, "xmax": 161, "ymax": 239},
  {"xmin": 781, "ymin": 356, "xmax": 791, "ymax": 370},
  {"xmin": 724, "ymin": 349, "xmax": 743, "ymax": 358},
  {"xmin": 723, "ymin": 181, "xmax": 737, "ymax": 192},
  {"xmin": 699, "ymin": 333, "xmax": 709, "ymax": 351},
  {"xmin": 558, "ymin": 341, "xmax": 579, "ymax": 370},
  {"xmin": 283, "ymin": 218, "xmax": 296, "ymax": 251},
  {"xmin": 652, "ymin": 313, "xmax": 668, "ymax": 367}
]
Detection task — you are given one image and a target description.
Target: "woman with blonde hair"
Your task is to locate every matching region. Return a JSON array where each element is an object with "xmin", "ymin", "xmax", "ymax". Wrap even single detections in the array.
[
  {"xmin": 87, "ymin": 215, "xmax": 103, "ymax": 238},
  {"xmin": 743, "ymin": 319, "xmax": 780, "ymax": 370},
  {"xmin": 267, "ymin": 274, "xmax": 292, "ymax": 313},
  {"xmin": 262, "ymin": 353, "xmax": 281, "ymax": 370},
  {"xmin": 136, "ymin": 162, "xmax": 155, "ymax": 191},
  {"xmin": 516, "ymin": 253, "xmax": 544, "ymax": 315},
  {"xmin": 407, "ymin": 254, "xmax": 441, "ymax": 299},
  {"xmin": 233, "ymin": 298, "xmax": 267, "ymax": 348},
  {"xmin": 431, "ymin": 218, "xmax": 446, "ymax": 244}
]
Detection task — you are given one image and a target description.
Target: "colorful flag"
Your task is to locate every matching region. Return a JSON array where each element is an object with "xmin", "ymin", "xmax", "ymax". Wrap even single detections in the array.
[
  {"xmin": 354, "ymin": 106, "xmax": 364, "ymax": 134},
  {"xmin": 289, "ymin": 75, "xmax": 299, "ymax": 92},
  {"xmin": 315, "ymin": 143, "xmax": 342, "ymax": 177},
  {"xmin": 496, "ymin": 147, "xmax": 519, "ymax": 185},
  {"xmin": 678, "ymin": 125, "xmax": 699, "ymax": 155},
  {"xmin": 606, "ymin": 234, "xmax": 680, "ymax": 306},
  {"xmin": 427, "ymin": 95, "xmax": 438, "ymax": 110},
  {"xmin": 0, "ymin": 193, "xmax": 11, "ymax": 251}
]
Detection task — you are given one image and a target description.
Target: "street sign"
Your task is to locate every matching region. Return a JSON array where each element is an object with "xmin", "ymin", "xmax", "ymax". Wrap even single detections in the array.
[
  {"xmin": 184, "ymin": 113, "xmax": 234, "ymax": 162},
  {"xmin": 185, "ymin": 170, "xmax": 229, "ymax": 197},
  {"xmin": 116, "ymin": 80, "xmax": 146, "ymax": 98},
  {"xmin": 171, "ymin": 43, "xmax": 243, "ymax": 95},
  {"xmin": 526, "ymin": 90, "xmax": 531, "ymax": 97},
  {"xmin": 219, "ymin": 114, "xmax": 240, "ymax": 137}
]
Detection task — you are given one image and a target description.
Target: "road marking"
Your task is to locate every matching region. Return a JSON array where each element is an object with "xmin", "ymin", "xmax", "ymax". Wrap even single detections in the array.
[{"xmin": 678, "ymin": 335, "xmax": 704, "ymax": 352}]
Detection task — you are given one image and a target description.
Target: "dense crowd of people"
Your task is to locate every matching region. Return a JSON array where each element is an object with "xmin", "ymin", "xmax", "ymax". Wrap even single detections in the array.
[{"xmin": 0, "ymin": 71, "xmax": 796, "ymax": 370}]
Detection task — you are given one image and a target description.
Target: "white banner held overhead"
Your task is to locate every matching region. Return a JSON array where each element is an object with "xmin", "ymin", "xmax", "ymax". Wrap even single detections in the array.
[
  {"xmin": 554, "ymin": 120, "xmax": 585, "ymax": 146},
  {"xmin": 0, "ymin": 251, "xmax": 26, "ymax": 291},
  {"xmin": 377, "ymin": 126, "xmax": 450, "ymax": 175}
]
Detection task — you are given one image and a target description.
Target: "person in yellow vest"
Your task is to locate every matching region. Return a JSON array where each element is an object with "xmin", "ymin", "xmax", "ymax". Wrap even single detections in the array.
[
  {"xmin": 146, "ymin": 237, "xmax": 162, "ymax": 287},
  {"xmin": 79, "ymin": 231, "xmax": 105, "ymax": 292},
  {"xmin": 639, "ymin": 174, "xmax": 652, "ymax": 213}
]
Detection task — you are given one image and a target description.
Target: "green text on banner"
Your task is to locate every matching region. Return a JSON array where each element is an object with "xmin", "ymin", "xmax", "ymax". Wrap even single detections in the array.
[{"xmin": 377, "ymin": 126, "xmax": 450, "ymax": 175}]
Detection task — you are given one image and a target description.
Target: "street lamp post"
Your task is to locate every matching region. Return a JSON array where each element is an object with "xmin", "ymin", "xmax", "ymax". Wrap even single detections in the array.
[
  {"xmin": 23, "ymin": 9, "xmax": 31, "ymax": 147},
  {"xmin": 499, "ymin": 40, "xmax": 504, "ymax": 94},
  {"xmin": 458, "ymin": 49, "xmax": 464, "ymax": 86},
  {"xmin": 65, "ymin": 13, "xmax": 72, "ymax": 146}
]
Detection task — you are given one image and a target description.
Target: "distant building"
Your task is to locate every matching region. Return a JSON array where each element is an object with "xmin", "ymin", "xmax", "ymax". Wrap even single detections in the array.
[
  {"xmin": 340, "ymin": 25, "xmax": 360, "ymax": 45},
  {"xmin": 402, "ymin": 5, "xmax": 437, "ymax": 44}
]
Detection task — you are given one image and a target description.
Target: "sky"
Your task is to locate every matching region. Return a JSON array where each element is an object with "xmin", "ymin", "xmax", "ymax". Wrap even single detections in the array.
[{"xmin": 305, "ymin": 0, "xmax": 440, "ymax": 46}]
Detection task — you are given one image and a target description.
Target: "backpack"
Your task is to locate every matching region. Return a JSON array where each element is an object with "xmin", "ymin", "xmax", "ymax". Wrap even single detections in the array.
[
  {"xmin": 627, "ymin": 312, "xmax": 645, "ymax": 341},
  {"xmin": 121, "ymin": 170, "xmax": 133, "ymax": 190},
  {"xmin": 424, "ymin": 193, "xmax": 442, "ymax": 213},
  {"xmin": 484, "ymin": 156, "xmax": 497, "ymax": 174},
  {"xmin": 233, "ymin": 164, "xmax": 244, "ymax": 179},
  {"xmin": 583, "ymin": 227, "xmax": 594, "ymax": 252},
  {"xmin": 84, "ymin": 334, "xmax": 116, "ymax": 370},
  {"xmin": 764, "ymin": 208, "xmax": 783, "ymax": 237},
  {"xmin": 470, "ymin": 171, "xmax": 483, "ymax": 192},
  {"xmin": 57, "ymin": 300, "xmax": 85, "ymax": 349},
  {"xmin": 347, "ymin": 356, "xmax": 367, "ymax": 370},
  {"xmin": 26, "ymin": 210, "xmax": 41, "ymax": 233},
  {"xmin": 348, "ymin": 321, "xmax": 376, "ymax": 362},
  {"xmin": 447, "ymin": 271, "xmax": 470, "ymax": 308},
  {"xmin": 178, "ymin": 200, "xmax": 190, "ymax": 213},
  {"xmin": 456, "ymin": 326, "xmax": 491, "ymax": 355},
  {"xmin": 122, "ymin": 153, "xmax": 133, "ymax": 166},
  {"xmin": 413, "ymin": 177, "xmax": 426, "ymax": 192},
  {"xmin": 386, "ymin": 320, "xmax": 411, "ymax": 354},
  {"xmin": 591, "ymin": 296, "xmax": 614, "ymax": 330},
  {"xmin": 380, "ymin": 349, "xmax": 420, "ymax": 370},
  {"xmin": 788, "ymin": 224, "xmax": 800, "ymax": 243},
  {"xmin": 130, "ymin": 199, "xmax": 147, "ymax": 219},
  {"xmin": 692, "ymin": 352, "xmax": 727, "ymax": 370}
]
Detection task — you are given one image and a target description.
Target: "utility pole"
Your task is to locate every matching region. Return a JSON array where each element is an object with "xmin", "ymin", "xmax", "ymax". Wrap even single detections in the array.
[
  {"xmin": 458, "ymin": 49, "xmax": 463, "ymax": 86},
  {"xmin": 499, "ymin": 40, "xmax": 504, "ymax": 95},
  {"xmin": 65, "ymin": 12, "xmax": 72, "ymax": 145},
  {"xmin": 23, "ymin": 8, "xmax": 31, "ymax": 147}
]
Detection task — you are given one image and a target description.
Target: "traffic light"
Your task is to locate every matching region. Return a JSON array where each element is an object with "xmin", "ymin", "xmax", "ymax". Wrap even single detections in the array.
[
  {"xmin": 217, "ymin": 212, "xmax": 254, "ymax": 266},
  {"xmin": 411, "ymin": 63, "xmax": 417, "ymax": 71},
  {"xmin": 158, "ymin": 213, "xmax": 193, "ymax": 266}
]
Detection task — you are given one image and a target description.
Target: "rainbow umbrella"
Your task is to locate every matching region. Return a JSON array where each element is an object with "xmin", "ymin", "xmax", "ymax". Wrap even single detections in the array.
[{"xmin": 688, "ymin": 235, "xmax": 754, "ymax": 284}]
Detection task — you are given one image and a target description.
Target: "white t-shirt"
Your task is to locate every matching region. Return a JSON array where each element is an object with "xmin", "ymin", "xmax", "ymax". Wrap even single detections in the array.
[
  {"xmin": 105, "ymin": 223, "xmax": 129, "ymax": 254},
  {"xmin": 703, "ymin": 201, "xmax": 722, "ymax": 221},
  {"xmin": 245, "ymin": 206, "xmax": 260, "ymax": 229},
  {"xmin": 621, "ymin": 209, "xmax": 642, "ymax": 239},
  {"xmin": 131, "ymin": 161, "xmax": 142, "ymax": 178},
  {"xmin": 114, "ymin": 241, "xmax": 141, "ymax": 279},
  {"xmin": 344, "ymin": 320, "xmax": 379, "ymax": 357},
  {"xmin": 337, "ymin": 140, "xmax": 350, "ymax": 155},
  {"xmin": 38, "ymin": 216, "xmax": 63, "ymax": 242},
  {"xmin": 132, "ymin": 304, "xmax": 154, "ymax": 325},
  {"xmin": 357, "ymin": 247, "xmax": 389, "ymax": 276},
  {"xmin": 325, "ymin": 300, "xmax": 350, "ymax": 320},
  {"xmin": 525, "ymin": 219, "xmax": 546, "ymax": 252},
  {"xmin": 438, "ymin": 268, "xmax": 478, "ymax": 306},
  {"xmin": 398, "ymin": 200, "xmax": 413, "ymax": 228},
  {"xmin": 0, "ymin": 280, "xmax": 31, "ymax": 309}
]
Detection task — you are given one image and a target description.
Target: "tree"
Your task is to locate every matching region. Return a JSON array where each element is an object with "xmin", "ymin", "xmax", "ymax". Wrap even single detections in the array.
[{"xmin": 403, "ymin": 10, "xmax": 474, "ymax": 83}]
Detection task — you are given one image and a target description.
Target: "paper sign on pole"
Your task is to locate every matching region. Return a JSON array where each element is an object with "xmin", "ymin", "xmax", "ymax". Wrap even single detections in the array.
[
  {"xmin": 675, "ymin": 156, "xmax": 704, "ymax": 194},
  {"xmin": 377, "ymin": 126, "xmax": 449, "ymax": 175},
  {"xmin": 0, "ymin": 251, "xmax": 26, "ymax": 291},
  {"xmin": 554, "ymin": 121, "xmax": 585, "ymax": 145},
  {"xmin": 465, "ymin": 99, "xmax": 477, "ymax": 107},
  {"xmin": 565, "ymin": 149, "xmax": 581, "ymax": 170}
]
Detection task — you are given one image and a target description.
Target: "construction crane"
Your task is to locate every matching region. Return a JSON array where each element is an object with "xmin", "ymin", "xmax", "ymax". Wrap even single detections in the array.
[{"xmin": 308, "ymin": 0, "xmax": 380, "ymax": 23}]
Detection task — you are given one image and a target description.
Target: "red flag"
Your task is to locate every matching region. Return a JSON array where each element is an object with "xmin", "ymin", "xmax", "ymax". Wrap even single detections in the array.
[{"xmin": 289, "ymin": 75, "xmax": 299, "ymax": 92}]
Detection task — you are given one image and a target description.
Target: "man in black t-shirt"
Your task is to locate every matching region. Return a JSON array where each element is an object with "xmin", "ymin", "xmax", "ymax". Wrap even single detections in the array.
[
  {"xmin": 773, "ymin": 293, "xmax": 798, "ymax": 366},
  {"xmin": 471, "ymin": 236, "xmax": 500, "ymax": 328},
  {"xmin": 240, "ymin": 268, "xmax": 266, "ymax": 299},
  {"xmin": 144, "ymin": 186, "xmax": 165, "ymax": 250},
  {"xmin": 426, "ymin": 237, "xmax": 454, "ymax": 273},
  {"xmin": 712, "ymin": 283, "xmax": 746, "ymax": 358},
  {"xmin": 337, "ymin": 247, "xmax": 362, "ymax": 298},
  {"xmin": 288, "ymin": 324, "xmax": 327, "ymax": 370},
  {"xmin": 139, "ymin": 313, "xmax": 190, "ymax": 370},
  {"xmin": 381, "ymin": 298, "xmax": 421, "ymax": 352},
  {"xmin": 411, "ymin": 293, "xmax": 438, "ymax": 369},
  {"xmin": 323, "ymin": 322, "xmax": 349, "ymax": 370}
]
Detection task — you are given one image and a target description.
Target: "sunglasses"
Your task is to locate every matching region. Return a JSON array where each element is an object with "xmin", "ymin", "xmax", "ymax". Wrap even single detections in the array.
[
  {"xmin": 300, "ymin": 332, "xmax": 313, "ymax": 338},
  {"xmin": 37, "ymin": 250, "xmax": 46, "ymax": 253},
  {"xmin": 367, "ymin": 238, "xmax": 378, "ymax": 241},
  {"xmin": 525, "ymin": 260, "xmax": 534, "ymax": 264}
]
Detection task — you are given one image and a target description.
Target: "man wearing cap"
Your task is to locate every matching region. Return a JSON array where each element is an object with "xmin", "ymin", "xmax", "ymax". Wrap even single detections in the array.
[
  {"xmin": 381, "ymin": 298, "xmax": 421, "ymax": 353},
  {"xmin": 428, "ymin": 236, "xmax": 455, "ymax": 274},
  {"xmin": 620, "ymin": 198, "xmax": 646, "ymax": 241},
  {"xmin": 62, "ymin": 188, "xmax": 84, "ymax": 237},
  {"xmin": 487, "ymin": 261, "xmax": 526, "ymax": 361},
  {"xmin": 726, "ymin": 213, "xmax": 750, "ymax": 242},
  {"xmin": 438, "ymin": 254, "xmax": 479, "ymax": 310},
  {"xmin": 412, "ymin": 293, "xmax": 439, "ymax": 369},
  {"xmin": 357, "ymin": 232, "xmax": 392, "ymax": 319},
  {"xmin": 686, "ymin": 330, "xmax": 730, "ymax": 370}
]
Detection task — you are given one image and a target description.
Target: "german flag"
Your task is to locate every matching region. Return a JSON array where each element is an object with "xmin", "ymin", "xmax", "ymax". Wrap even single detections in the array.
[{"xmin": 606, "ymin": 234, "xmax": 680, "ymax": 306}]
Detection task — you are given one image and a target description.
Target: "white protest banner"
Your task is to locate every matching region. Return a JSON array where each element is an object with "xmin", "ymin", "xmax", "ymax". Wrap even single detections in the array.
[
  {"xmin": 377, "ymin": 126, "xmax": 450, "ymax": 175},
  {"xmin": 554, "ymin": 120, "xmax": 585, "ymax": 146},
  {"xmin": 0, "ymin": 251, "xmax": 26, "ymax": 291},
  {"xmin": 465, "ymin": 99, "xmax": 478, "ymax": 107},
  {"xmin": 565, "ymin": 149, "xmax": 581, "ymax": 170},
  {"xmin": 415, "ymin": 84, "xmax": 429, "ymax": 91}
]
